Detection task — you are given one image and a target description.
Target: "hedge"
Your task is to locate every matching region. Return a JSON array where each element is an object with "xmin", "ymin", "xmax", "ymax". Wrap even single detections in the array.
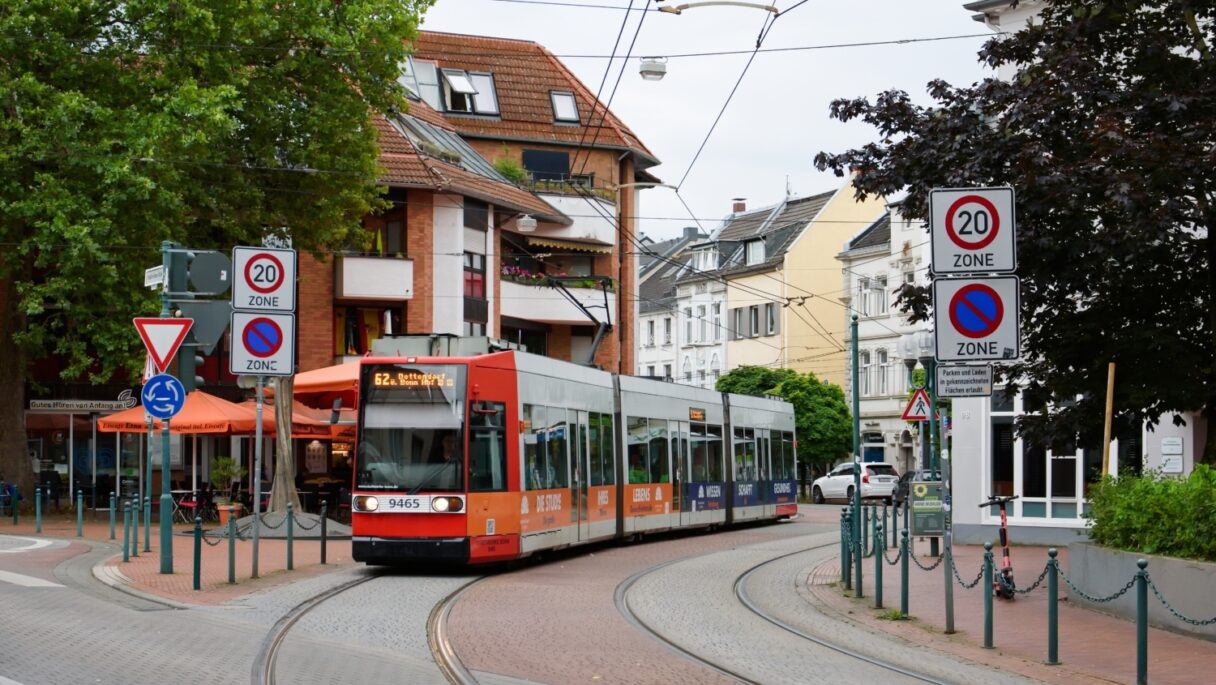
[{"xmin": 1084, "ymin": 465, "xmax": 1216, "ymax": 562}]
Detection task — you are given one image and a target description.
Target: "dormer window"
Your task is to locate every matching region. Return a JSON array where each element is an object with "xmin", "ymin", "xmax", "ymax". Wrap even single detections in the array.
[
  {"xmin": 401, "ymin": 57, "xmax": 442, "ymax": 111},
  {"xmin": 468, "ymin": 73, "xmax": 499, "ymax": 114},
  {"xmin": 551, "ymin": 91, "xmax": 579, "ymax": 123},
  {"xmin": 441, "ymin": 68, "xmax": 478, "ymax": 112},
  {"xmin": 745, "ymin": 239, "xmax": 765, "ymax": 265}
]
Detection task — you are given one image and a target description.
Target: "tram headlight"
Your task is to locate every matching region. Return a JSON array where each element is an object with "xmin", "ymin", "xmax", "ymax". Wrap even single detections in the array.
[
  {"xmin": 431, "ymin": 496, "xmax": 464, "ymax": 513},
  {"xmin": 354, "ymin": 495, "xmax": 379, "ymax": 512}
]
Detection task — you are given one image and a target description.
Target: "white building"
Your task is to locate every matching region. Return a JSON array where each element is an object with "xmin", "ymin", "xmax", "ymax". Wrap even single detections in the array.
[
  {"xmin": 636, "ymin": 227, "xmax": 707, "ymax": 381},
  {"xmin": 672, "ymin": 239, "xmax": 730, "ymax": 389},
  {"xmin": 838, "ymin": 203, "xmax": 932, "ymax": 471}
]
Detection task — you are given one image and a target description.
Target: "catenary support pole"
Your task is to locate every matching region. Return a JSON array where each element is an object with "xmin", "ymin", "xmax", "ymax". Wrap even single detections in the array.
[{"xmin": 851, "ymin": 315, "xmax": 863, "ymax": 597}]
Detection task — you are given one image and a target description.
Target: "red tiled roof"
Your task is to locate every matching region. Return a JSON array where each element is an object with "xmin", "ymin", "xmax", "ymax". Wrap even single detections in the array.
[
  {"xmin": 372, "ymin": 115, "xmax": 568, "ymax": 224},
  {"xmin": 411, "ymin": 31, "xmax": 657, "ymax": 166}
]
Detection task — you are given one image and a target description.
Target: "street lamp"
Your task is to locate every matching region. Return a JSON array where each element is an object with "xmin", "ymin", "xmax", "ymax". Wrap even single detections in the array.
[
  {"xmin": 639, "ymin": 57, "xmax": 667, "ymax": 81},
  {"xmin": 658, "ymin": 1, "xmax": 778, "ymax": 14},
  {"xmin": 515, "ymin": 214, "xmax": 538, "ymax": 233}
]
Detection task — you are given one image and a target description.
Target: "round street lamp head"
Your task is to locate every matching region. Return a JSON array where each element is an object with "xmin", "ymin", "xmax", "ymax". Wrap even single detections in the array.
[
  {"xmin": 915, "ymin": 330, "xmax": 936, "ymax": 362},
  {"xmin": 516, "ymin": 214, "xmax": 538, "ymax": 233}
]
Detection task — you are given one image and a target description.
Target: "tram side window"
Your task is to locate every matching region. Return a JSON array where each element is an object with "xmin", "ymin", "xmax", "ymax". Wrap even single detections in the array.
[
  {"xmin": 524, "ymin": 404, "xmax": 542, "ymax": 490},
  {"xmin": 589, "ymin": 412, "xmax": 615, "ymax": 486},
  {"xmin": 650, "ymin": 420, "xmax": 670, "ymax": 483},
  {"xmin": 779, "ymin": 431, "xmax": 796, "ymax": 480},
  {"xmin": 734, "ymin": 427, "xmax": 756, "ymax": 481},
  {"xmin": 469, "ymin": 402, "xmax": 507, "ymax": 492},
  {"xmin": 706, "ymin": 425, "xmax": 724, "ymax": 481},
  {"xmin": 627, "ymin": 416, "xmax": 650, "ymax": 484},
  {"xmin": 690, "ymin": 423, "xmax": 709, "ymax": 481},
  {"xmin": 545, "ymin": 407, "xmax": 570, "ymax": 489}
]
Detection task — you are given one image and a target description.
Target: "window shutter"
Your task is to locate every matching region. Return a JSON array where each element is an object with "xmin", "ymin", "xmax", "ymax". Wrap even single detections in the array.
[{"xmin": 772, "ymin": 305, "xmax": 781, "ymax": 336}]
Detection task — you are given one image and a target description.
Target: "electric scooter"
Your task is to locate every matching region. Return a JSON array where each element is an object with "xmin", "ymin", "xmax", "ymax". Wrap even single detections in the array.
[{"xmin": 980, "ymin": 494, "xmax": 1019, "ymax": 600}]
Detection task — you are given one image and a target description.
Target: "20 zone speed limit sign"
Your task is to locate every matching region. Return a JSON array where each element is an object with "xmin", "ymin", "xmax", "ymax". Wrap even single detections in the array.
[
  {"xmin": 231, "ymin": 246, "xmax": 296, "ymax": 312},
  {"xmin": 930, "ymin": 186, "xmax": 1017, "ymax": 276}
]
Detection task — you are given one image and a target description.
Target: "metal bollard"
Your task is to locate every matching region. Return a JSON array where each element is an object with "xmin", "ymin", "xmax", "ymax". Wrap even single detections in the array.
[
  {"xmin": 1136, "ymin": 559, "xmax": 1148, "ymax": 685},
  {"xmin": 76, "ymin": 490, "xmax": 83, "ymax": 537},
  {"xmin": 843, "ymin": 509, "xmax": 853, "ymax": 590},
  {"xmin": 286, "ymin": 503, "xmax": 294, "ymax": 571},
  {"xmin": 983, "ymin": 542, "xmax": 994, "ymax": 649},
  {"xmin": 900, "ymin": 529, "xmax": 909, "ymax": 617},
  {"xmin": 228, "ymin": 515, "xmax": 237, "ymax": 585},
  {"xmin": 109, "ymin": 492, "xmax": 116, "ymax": 540},
  {"xmin": 1047, "ymin": 548, "xmax": 1059, "ymax": 665},
  {"xmin": 882, "ymin": 503, "xmax": 889, "ymax": 549},
  {"xmin": 130, "ymin": 504, "xmax": 139, "ymax": 558},
  {"xmin": 193, "ymin": 517, "xmax": 202, "ymax": 591},
  {"xmin": 320, "ymin": 502, "xmax": 328, "ymax": 565},
  {"xmin": 122, "ymin": 502, "xmax": 131, "ymax": 563},
  {"xmin": 862, "ymin": 504, "xmax": 870, "ymax": 556},
  {"xmin": 840, "ymin": 508, "xmax": 849, "ymax": 583},
  {"xmin": 10, "ymin": 486, "xmax": 17, "ymax": 524},
  {"xmin": 143, "ymin": 494, "xmax": 151, "ymax": 552},
  {"xmin": 874, "ymin": 522, "xmax": 884, "ymax": 609},
  {"xmin": 35, "ymin": 487, "xmax": 42, "ymax": 534}
]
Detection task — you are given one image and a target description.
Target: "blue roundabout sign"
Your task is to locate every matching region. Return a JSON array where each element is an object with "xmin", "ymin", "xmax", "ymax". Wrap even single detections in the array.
[{"xmin": 142, "ymin": 373, "xmax": 186, "ymax": 420}]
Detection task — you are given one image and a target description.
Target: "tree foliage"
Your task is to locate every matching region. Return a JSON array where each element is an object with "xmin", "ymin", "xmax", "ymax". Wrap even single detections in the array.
[
  {"xmin": 716, "ymin": 367, "xmax": 852, "ymax": 465},
  {"xmin": 0, "ymin": 0, "xmax": 434, "ymax": 490},
  {"xmin": 815, "ymin": 1, "xmax": 1215, "ymax": 464}
]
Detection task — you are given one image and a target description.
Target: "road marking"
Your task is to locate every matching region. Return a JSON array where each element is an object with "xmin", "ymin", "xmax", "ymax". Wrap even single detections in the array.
[
  {"xmin": 0, "ymin": 676, "xmax": 28, "ymax": 685},
  {"xmin": 0, "ymin": 536, "xmax": 54, "ymax": 553},
  {"xmin": 0, "ymin": 569, "xmax": 62, "ymax": 588}
]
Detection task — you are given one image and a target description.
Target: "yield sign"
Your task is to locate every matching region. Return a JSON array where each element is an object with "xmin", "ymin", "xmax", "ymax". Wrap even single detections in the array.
[
  {"xmin": 133, "ymin": 317, "xmax": 193, "ymax": 373},
  {"xmin": 902, "ymin": 388, "xmax": 932, "ymax": 421}
]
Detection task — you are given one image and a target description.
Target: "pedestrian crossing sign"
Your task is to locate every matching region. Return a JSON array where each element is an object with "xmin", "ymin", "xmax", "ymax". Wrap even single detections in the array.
[{"xmin": 902, "ymin": 388, "xmax": 932, "ymax": 421}]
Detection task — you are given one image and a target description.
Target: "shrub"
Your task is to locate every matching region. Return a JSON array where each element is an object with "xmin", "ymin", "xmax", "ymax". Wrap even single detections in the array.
[
  {"xmin": 1084, "ymin": 465, "xmax": 1216, "ymax": 562},
  {"xmin": 493, "ymin": 157, "xmax": 528, "ymax": 184}
]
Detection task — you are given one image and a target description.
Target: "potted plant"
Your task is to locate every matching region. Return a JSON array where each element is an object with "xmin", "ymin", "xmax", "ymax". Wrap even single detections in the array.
[{"xmin": 209, "ymin": 457, "xmax": 247, "ymax": 524}]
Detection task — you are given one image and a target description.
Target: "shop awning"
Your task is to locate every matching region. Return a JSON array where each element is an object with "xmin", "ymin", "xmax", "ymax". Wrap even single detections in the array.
[{"xmin": 526, "ymin": 237, "xmax": 613, "ymax": 254}]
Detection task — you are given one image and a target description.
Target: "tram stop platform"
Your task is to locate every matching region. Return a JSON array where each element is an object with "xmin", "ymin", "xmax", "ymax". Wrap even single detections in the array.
[{"xmin": 4, "ymin": 506, "xmax": 1215, "ymax": 685}]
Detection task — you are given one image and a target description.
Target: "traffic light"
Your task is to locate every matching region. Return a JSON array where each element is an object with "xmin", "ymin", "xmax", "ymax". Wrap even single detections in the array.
[{"xmin": 179, "ymin": 345, "xmax": 206, "ymax": 392}]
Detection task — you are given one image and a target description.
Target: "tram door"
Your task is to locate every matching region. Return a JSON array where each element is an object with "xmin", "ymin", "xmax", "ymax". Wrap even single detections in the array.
[
  {"xmin": 757, "ymin": 430, "xmax": 774, "ymax": 518},
  {"xmin": 575, "ymin": 411, "xmax": 591, "ymax": 541},
  {"xmin": 672, "ymin": 422, "xmax": 689, "ymax": 526}
]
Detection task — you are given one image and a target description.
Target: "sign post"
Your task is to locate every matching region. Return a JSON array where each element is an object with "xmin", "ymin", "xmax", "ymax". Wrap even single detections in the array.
[{"xmin": 231, "ymin": 245, "xmax": 297, "ymax": 579}]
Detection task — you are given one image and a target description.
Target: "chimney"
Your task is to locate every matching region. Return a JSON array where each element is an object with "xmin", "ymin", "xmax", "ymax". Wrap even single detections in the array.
[
  {"xmin": 732, "ymin": 197, "xmax": 747, "ymax": 213},
  {"xmin": 683, "ymin": 226, "xmax": 700, "ymax": 241}
]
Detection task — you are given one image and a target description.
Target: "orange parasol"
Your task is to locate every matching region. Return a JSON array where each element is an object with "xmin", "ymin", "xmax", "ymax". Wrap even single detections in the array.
[
  {"xmin": 294, "ymin": 361, "xmax": 360, "ymax": 409},
  {"xmin": 237, "ymin": 399, "xmax": 335, "ymax": 439},
  {"xmin": 98, "ymin": 390, "xmax": 268, "ymax": 434}
]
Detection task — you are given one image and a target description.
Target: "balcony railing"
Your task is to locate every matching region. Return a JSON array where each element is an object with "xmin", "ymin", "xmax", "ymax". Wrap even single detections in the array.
[
  {"xmin": 499, "ymin": 279, "xmax": 618, "ymax": 326},
  {"xmin": 335, "ymin": 255, "xmax": 413, "ymax": 301}
]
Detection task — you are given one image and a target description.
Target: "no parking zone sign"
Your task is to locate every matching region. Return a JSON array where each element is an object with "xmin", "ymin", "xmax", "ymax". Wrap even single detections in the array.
[
  {"xmin": 229, "ymin": 311, "xmax": 296, "ymax": 376},
  {"xmin": 933, "ymin": 277, "xmax": 1020, "ymax": 363},
  {"xmin": 930, "ymin": 186, "xmax": 1016, "ymax": 275}
]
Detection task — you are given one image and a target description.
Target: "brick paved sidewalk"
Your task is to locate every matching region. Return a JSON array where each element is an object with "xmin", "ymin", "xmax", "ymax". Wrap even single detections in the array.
[
  {"xmin": 3, "ymin": 513, "xmax": 354, "ymax": 606},
  {"xmin": 809, "ymin": 537, "xmax": 1216, "ymax": 685}
]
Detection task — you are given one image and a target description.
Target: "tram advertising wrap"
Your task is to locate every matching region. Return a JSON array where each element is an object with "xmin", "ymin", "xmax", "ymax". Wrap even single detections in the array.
[{"xmin": 350, "ymin": 350, "xmax": 797, "ymax": 566}]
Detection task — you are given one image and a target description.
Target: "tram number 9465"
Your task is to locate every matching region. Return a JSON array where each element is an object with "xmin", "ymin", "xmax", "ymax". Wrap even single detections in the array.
[{"xmin": 382, "ymin": 496, "xmax": 431, "ymax": 512}]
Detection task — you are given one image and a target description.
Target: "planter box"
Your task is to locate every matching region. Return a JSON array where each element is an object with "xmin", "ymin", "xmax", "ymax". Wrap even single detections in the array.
[{"xmin": 1068, "ymin": 541, "xmax": 1216, "ymax": 640}]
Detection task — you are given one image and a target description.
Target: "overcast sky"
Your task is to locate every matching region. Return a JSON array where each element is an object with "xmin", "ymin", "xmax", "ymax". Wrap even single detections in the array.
[{"xmin": 420, "ymin": 0, "xmax": 994, "ymax": 241}]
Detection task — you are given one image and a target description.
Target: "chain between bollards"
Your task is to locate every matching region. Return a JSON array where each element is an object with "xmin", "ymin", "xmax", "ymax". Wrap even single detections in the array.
[
  {"xmin": 1136, "ymin": 559, "xmax": 1148, "ymax": 685},
  {"xmin": 286, "ymin": 503, "xmax": 294, "ymax": 571},
  {"xmin": 192, "ymin": 517, "xmax": 202, "ymax": 591},
  {"xmin": 983, "ymin": 542, "xmax": 993, "ymax": 649},
  {"xmin": 320, "ymin": 502, "xmax": 329, "ymax": 565},
  {"xmin": 76, "ymin": 489, "xmax": 83, "ymax": 537}
]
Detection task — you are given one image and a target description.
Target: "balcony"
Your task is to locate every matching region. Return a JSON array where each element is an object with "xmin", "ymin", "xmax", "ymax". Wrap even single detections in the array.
[
  {"xmin": 530, "ymin": 192, "xmax": 617, "ymax": 245},
  {"xmin": 335, "ymin": 255, "xmax": 413, "ymax": 301},
  {"xmin": 499, "ymin": 279, "xmax": 617, "ymax": 326}
]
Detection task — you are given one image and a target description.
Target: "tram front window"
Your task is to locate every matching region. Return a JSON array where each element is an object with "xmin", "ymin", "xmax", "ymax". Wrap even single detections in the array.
[{"xmin": 357, "ymin": 364, "xmax": 467, "ymax": 493}]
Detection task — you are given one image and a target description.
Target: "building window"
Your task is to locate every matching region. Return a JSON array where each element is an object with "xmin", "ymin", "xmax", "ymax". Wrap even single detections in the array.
[
  {"xmin": 683, "ymin": 358, "xmax": 692, "ymax": 383},
  {"xmin": 464, "ymin": 253, "xmax": 486, "ymax": 299},
  {"xmin": 646, "ymin": 320, "xmax": 655, "ymax": 347},
  {"xmin": 733, "ymin": 308, "xmax": 743, "ymax": 339},
  {"xmin": 663, "ymin": 363, "xmax": 672, "ymax": 380},
  {"xmin": 697, "ymin": 305, "xmax": 707, "ymax": 342},
  {"xmin": 712, "ymin": 303, "xmax": 721, "ymax": 341},
  {"xmin": 877, "ymin": 349, "xmax": 889, "ymax": 395},
  {"xmin": 550, "ymin": 91, "xmax": 579, "ymax": 123},
  {"xmin": 872, "ymin": 276, "xmax": 888, "ymax": 315},
  {"xmin": 647, "ymin": 365, "xmax": 656, "ymax": 377},
  {"xmin": 403, "ymin": 58, "xmax": 442, "ymax": 110},
  {"xmin": 469, "ymin": 72, "xmax": 499, "ymax": 114},
  {"xmin": 463, "ymin": 321, "xmax": 486, "ymax": 336},
  {"xmin": 710, "ymin": 354, "xmax": 720, "ymax": 383},
  {"xmin": 765, "ymin": 302, "xmax": 776, "ymax": 336},
  {"xmin": 857, "ymin": 277, "xmax": 871, "ymax": 316},
  {"xmin": 745, "ymin": 239, "xmax": 765, "ymax": 265},
  {"xmin": 464, "ymin": 198, "xmax": 489, "ymax": 231},
  {"xmin": 663, "ymin": 317, "xmax": 672, "ymax": 344},
  {"xmin": 860, "ymin": 351, "xmax": 872, "ymax": 396},
  {"xmin": 440, "ymin": 68, "xmax": 478, "ymax": 112},
  {"xmin": 522, "ymin": 149, "xmax": 571, "ymax": 182},
  {"xmin": 749, "ymin": 306, "xmax": 760, "ymax": 337},
  {"xmin": 684, "ymin": 307, "xmax": 693, "ymax": 344},
  {"xmin": 699, "ymin": 369, "xmax": 706, "ymax": 384}
]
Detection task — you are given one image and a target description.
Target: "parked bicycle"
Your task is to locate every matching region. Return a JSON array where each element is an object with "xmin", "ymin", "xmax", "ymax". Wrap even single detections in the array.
[{"xmin": 980, "ymin": 494, "xmax": 1019, "ymax": 599}]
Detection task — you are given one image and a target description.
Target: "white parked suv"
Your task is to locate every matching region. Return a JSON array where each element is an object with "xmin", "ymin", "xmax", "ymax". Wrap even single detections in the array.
[{"xmin": 811, "ymin": 462, "xmax": 900, "ymax": 504}]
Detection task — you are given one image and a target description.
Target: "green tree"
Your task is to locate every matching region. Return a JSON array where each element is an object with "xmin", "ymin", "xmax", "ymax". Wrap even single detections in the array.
[
  {"xmin": 0, "ymin": 1, "xmax": 434, "ymax": 493},
  {"xmin": 717, "ymin": 367, "xmax": 852, "ymax": 466},
  {"xmin": 815, "ymin": 1, "xmax": 1216, "ymax": 464}
]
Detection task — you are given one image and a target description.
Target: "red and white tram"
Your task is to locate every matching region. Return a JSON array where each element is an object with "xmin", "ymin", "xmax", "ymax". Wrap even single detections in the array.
[{"xmin": 350, "ymin": 350, "xmax": 797, "ymax": 565}]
